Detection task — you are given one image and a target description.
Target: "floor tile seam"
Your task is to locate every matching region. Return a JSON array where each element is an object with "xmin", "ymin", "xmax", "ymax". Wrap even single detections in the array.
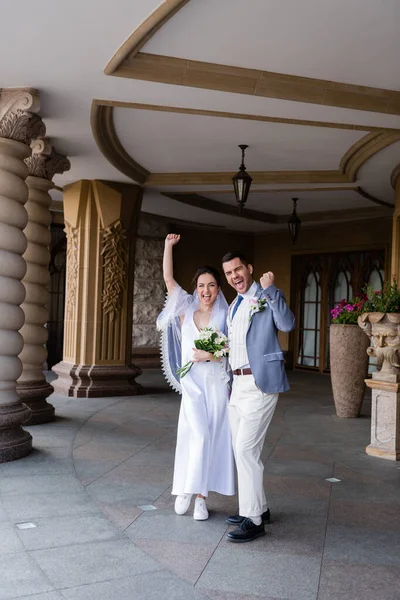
[
  {"xmin": 324, "ymin": 521, "xmax": 400, "ymax": 540},
  {"xmin": 79, "ymin": 429, "xmax": 172, "ymax": 489},
  {"xmin": 119, "ymin": 509, "xmax": 144, "ymax": 532},
  {"xmin": 52, "ymin": 564, "xmax": 168, "ymax": 596},
  {"xmin": 10, "ymin": 508, "xmax": 109, "ymax": 524},
  {"xmin": 129, "ymin": 538, "xmax": 221, "ymax": 588},
  {"xmin": 28, "ymin": 534, "xmax": 151, "ymax": 560},
  {"xmin": 318, "ymin": 557, "xmax": 400, "ymax": 570},
  {"xmin": 2, "ymin": 590, "xmax": 60, "ymax": 600},
  {"xmin": 214, "ymin": 545, "xmax": 324, "ymax": 560},
  {"xmin": 20, "ymin": 531, "xmax": 128, "ymax": 554},
  {"xmin": 6, "ymin": 509, "xmax": 105, "ymax": 527},
  {"xmin": 73, "ymin": 431, "xmax": 174, "ymax": 531},
  {"xmin": 201, "ymin": 589, "xmax": 291, "ymax": 600},
  {"xmin": 69, "ymin": 395, "xmax": 136, "ymax": 452},
  {"xmin": 315, "ymin": 460, "xmax": 336, "ymax": 599},
  {"xmin": 71, "ymin": 423, "xmax": 151, "ymax": 485},
  {"xmin": 1, "ymin": 488, "xmax": 95, "ymax": 499},
  {"xmin": 0, "ymin": 473, "xmax": 86, "ymax": 488},
  {"xmin": 6, "ymin": 544, "xmax": 58, "ymax": 598},
  {"xmin": 0, "ymin": 547, "xmax": 33, "ymax": 559},
  {"xmin": 193, "ymin": 520, "xmax": 232, "ymax": 587},
  {"xmin": 326, "ymin": 521, "xmax": 400, "ymax": 534},
  {"xmin": 119, "ymin": 484, "xmax": 173, "ymax": 532}
]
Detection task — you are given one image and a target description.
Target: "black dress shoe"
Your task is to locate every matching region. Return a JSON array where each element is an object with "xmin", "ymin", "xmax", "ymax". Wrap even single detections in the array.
[
  {"xmin": 226, "ymin": 518, "xmax": 265, "ymax": 543},
  {"xmin": 226, "ymin": 509, "xmax": 270, "ymax": 526}
]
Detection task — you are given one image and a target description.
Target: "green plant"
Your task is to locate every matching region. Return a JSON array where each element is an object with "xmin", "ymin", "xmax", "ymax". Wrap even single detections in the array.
[{"xmin": 362, "ymin": 279, "xmax": 400, "ymax": 313}]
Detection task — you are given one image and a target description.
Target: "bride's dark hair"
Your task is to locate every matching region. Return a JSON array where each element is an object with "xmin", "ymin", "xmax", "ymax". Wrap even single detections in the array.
[{"xmin": 192, "ymin": 265, "xmax": 222, "ymax": 288}]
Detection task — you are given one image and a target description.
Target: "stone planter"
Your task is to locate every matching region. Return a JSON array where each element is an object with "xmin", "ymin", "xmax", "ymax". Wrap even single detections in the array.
[{"xmin": 330, "ymin": 324, "xmax": 370, "ymax": 417}]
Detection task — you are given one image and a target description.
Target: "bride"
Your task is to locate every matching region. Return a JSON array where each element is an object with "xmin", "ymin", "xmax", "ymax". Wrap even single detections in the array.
[{"xmin": 157, "ymin": 234, "xmax": 234, "ymax": 520}]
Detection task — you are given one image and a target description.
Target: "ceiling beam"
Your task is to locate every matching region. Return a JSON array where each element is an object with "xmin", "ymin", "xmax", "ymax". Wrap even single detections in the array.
[
  {"xmin": 95, "ymin": 99, "xmax": 400, "ymax": 133},
  {"xmin": 90, "ymin": 103, "xmax": 150, "ymax": 184},
  {"xmin": 149, "ymin": 170, "xmax": 349, "ymax": 186},
  {"xmin": 115, "ymin": 52, "xmax": 400, "ymax": 116},
  {"xmin": 162, "ymin": 192, "xmax": 393, "ymax": 224}
]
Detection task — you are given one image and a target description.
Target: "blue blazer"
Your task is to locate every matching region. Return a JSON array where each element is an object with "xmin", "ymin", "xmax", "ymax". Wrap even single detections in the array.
[{"xmin": 233, "ymin": 283, "xmax": 295, "ymax": 394}]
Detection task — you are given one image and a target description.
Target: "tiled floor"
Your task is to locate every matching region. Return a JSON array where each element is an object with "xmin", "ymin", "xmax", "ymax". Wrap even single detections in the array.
[{"xmin": 0, "ymin": 370, "xmax": 399, "ymax": 600}]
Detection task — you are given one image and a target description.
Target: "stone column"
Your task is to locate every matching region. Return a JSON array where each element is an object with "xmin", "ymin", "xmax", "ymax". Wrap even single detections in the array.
[
  {"xmin": 17, "ymin": 139, "xmax": 70, "ymax": 424},
  {"xmin": 0, "ymin": 88, "xmax": 45, "ymax": 462},
  {"xmin": 52, "ymin": 180, "xmax": 143, "ymax": 397}
]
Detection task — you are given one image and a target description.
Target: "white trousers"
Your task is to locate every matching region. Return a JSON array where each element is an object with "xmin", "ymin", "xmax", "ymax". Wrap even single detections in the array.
[{"xmin": 228, "ymin": 374, "xmax": 278, "ymax": 518}]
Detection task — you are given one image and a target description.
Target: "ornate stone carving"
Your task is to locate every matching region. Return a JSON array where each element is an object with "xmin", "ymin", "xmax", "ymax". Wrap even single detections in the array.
[
  {"xmin": 65, "ymin": 223, "xmax": 79, "ymax": 320},
  {"xmin": 0, "ymin": 88, "xmax": 45, "ymax": 144},
  {"xmin": 358, "ymin": 312, "xmax": 400, "ymax": 378},
  {"xmin": 101, "ymin": 220, "xmax": 127, "ymax": 320},
  {"xmin": 25, "ymin": 138, "xmax": 70, "ymax": 180}
]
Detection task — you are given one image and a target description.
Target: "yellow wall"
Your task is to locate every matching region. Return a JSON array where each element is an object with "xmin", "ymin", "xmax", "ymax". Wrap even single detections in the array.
[{"xmin": 173, "ymin": 226, "xmax": 254, "ymax": 303}]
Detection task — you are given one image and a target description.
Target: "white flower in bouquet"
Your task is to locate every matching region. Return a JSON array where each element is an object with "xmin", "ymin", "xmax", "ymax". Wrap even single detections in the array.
[{"xmin": 177, "ymin": 325, "xmax": 229, "ymax": 378}]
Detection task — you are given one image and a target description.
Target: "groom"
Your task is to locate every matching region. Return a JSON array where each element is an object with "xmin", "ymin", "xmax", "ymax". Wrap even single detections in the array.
[{"xmin": 222, "ymin": 251, "xmax": 295, "ymax": 542}]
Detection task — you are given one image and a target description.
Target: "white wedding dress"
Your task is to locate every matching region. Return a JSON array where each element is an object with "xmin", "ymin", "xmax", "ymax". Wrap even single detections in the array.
[{"xmin": 157, "ymin": 285, "xmax": 235, "ymax": 498}]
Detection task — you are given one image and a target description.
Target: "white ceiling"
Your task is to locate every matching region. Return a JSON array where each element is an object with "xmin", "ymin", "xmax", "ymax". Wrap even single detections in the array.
[
  {"xmin": 1, "ymin": 0, "xmax": 399, "ymax": 232},
  {"xmin": 144, "ymin": 0, "xmax": 400, "ymax": 90},
  {"xmin": 113, "ymin": 108, "xmax": 365, "ymax": 172}
]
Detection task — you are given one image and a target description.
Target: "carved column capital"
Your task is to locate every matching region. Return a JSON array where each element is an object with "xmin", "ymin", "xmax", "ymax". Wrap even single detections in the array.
[
  {"xmin": 0, "ymin": 88, "xmax": 45, "ymax": 145},
  {"xmin": 25, "ymin": 138, "xmax": 71, "ymax": 180}
]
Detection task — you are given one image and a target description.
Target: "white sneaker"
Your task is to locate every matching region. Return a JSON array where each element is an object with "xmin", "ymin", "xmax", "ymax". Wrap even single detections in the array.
[
  {"xmin": 174, "ymin": 494, "xmax": 192, "ymax": 515},
  {"xmin": 193, "ymin": 497, "xmax": 209, "ymax": 520}
]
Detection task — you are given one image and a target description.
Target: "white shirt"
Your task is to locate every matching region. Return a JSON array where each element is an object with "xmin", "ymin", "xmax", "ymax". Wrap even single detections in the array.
[{"xmin": 228, "ymin": 281, "xmax": 258, "ymax": 371}]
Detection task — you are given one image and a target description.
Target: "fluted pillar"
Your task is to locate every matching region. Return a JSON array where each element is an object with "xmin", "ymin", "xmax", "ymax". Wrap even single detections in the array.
[
  {"xmin": 0, "ymin": 88, "xmax": 45, "ymax": 462},
  {"xmin": 17, "ymin": 139, "xmax": 70, "ymax": 424},
  {"xmin": 52, "ymin": 180, "xmax": 143, "ymax": 397}
]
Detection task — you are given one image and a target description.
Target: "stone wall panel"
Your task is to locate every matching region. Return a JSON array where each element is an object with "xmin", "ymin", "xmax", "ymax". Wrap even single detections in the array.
[
  {"xmin": 133, "ymin": 324, "xmax": 160, "ymax": 347},
  {"xmin": 134, "ymin": 280, "xmax": 165, "ymax": 304},
  {"xmin": 132, "ymin": 218, "xmax": 166, "ymax": 349}
]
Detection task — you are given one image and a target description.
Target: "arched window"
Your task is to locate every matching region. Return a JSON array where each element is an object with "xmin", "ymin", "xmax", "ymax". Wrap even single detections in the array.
[
  {"xmin": 297, "ymin": 270, "xmax": 321, "ymax": 368},
  {"xmin": 368, "ymin": 264, "xmax": 384, "ymax": 291},
  {"xmin": 333, "ymin": 269, "xmax": 353, "ymax": 305},
  {"xmin": 293, "ymin": 249, "xmax": 385, "ymax": 374}
]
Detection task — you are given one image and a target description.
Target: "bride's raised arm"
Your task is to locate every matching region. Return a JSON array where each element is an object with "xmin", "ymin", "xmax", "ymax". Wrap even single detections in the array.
[{"xmin": 163, "ymin": 233, "xmax": 180, "ymax": 295}]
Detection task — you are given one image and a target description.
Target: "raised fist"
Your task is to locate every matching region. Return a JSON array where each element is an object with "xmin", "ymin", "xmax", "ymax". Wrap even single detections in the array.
[
  {"xmin": 165, "ymin": 233, "xmax": 180, "ymax": 246},
  {"xmin": 260, "ymin": 271, "xmax": 274, "ymax": 289}
]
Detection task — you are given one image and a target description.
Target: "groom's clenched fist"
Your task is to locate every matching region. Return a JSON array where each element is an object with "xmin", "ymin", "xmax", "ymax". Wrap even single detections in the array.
[{"xmin": 260, "ymin": 271, "xmax": 274, "ymax": 289}]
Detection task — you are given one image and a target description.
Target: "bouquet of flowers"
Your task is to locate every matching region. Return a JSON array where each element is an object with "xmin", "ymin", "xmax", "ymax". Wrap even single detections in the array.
[{"xmin": 177, "ymin": 326, "xmax": 229, "ymax": 378}]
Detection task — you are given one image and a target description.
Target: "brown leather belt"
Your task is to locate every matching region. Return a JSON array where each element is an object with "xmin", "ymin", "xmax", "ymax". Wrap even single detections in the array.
[{"xmin": 233, "ymin": 368, "xmax": 252, "ymax": 376}]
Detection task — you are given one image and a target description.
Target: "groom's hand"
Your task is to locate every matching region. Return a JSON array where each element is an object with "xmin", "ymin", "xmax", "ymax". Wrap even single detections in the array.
[{"xmin": 260, "ymin": 271, "xmax": 274, "ymax": 289}]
